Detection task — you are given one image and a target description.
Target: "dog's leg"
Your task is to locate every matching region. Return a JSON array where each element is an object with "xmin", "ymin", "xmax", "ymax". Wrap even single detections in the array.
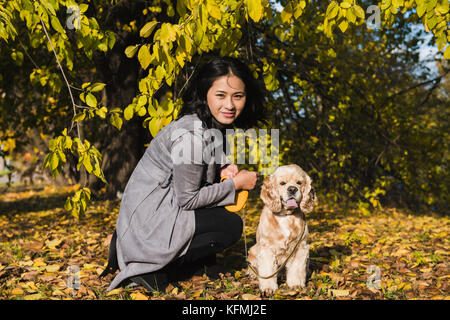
[
  {"xmin": 286, "ymin": 242, "xmax": 309, "ymax": 289},
  {"xmin": 257, "ymin": 246, "xmax": 278, "ymax": 296},
  {"xmin": 247, "ymin": 245, "xmax": 258, "ymax": 279}
]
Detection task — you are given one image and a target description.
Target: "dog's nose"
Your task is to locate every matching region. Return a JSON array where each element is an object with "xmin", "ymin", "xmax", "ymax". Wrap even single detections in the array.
[{"xmin": 287, "ymin": 186, "xmax": 298, "ymax": 194}]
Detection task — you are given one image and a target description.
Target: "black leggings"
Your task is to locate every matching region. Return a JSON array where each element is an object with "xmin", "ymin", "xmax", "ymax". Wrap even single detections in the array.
[{"xmin": 183, "ymin": 206, "xmax": 243, "ymax": 263}]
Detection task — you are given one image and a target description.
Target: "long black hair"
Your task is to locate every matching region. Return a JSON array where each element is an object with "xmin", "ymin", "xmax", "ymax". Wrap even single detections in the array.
[{"xmin": 178, "ymin": 56, "xmax": 267, "ymax": 129}]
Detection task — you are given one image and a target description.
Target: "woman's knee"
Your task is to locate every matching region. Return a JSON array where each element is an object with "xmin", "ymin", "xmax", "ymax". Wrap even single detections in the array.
[{"xmin": 227, "ymin": 212, "xmax": 243, "ymax": 244}]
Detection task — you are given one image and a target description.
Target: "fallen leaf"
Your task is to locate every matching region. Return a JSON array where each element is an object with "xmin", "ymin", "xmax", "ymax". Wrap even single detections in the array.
[
  {"xmin": 242, "ymin": 293, "xmax": 261, "ymax": 300},
  {"xmin": 45, "ymin": 264, "xmax": 60, "ymax": 273},
  {"xmin": 52, "ymin": 289, "xmax": 65, "ymax": 296},
  {"xmin": 130, "ymin": 292, "xmax": 149, "ymax": 300},
  {"xmin": 23, "ymin": 293, "xmax": 43, "ymax": 300},
  {"xmin": 191, "ymin": 289, "xmax": 203, "ymax": 298},
  {"xmin": 45, "ymin": 239, "xmax": 62, "ymax": 250},
  {"xmin": 23, "ymin": 241, "xmax": 44, "ymax": 252},
  {"xmin": 11, "ymin": 287, "xmax": 24, "ymax": 295},
  {"xmin": 106, "ymin": 288, "xmax": 123, "ymax": 296},
  {"xmin": 329, "ymin": 289, "xmax": 349, "ymax": 297}
]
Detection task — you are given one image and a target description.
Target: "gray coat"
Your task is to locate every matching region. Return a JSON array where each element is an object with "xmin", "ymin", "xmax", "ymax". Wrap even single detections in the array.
[{"xmin": 108, "ymin": 114, "xmax": 236, "ymax": 291}]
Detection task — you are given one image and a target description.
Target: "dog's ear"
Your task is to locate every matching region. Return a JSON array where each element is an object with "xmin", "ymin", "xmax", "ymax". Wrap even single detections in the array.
[
  {"xmin": 260, "ymin": 175, "xmax": 282, "ymax": 212},
  {"xmin": 300, "ymin": 174, "xmax": 317, "ymax": 213}
]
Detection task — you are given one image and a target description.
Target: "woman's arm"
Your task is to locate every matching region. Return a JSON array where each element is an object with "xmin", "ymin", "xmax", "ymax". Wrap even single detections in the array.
[
  {"xmin": 173, "ymin": 163, "xmax": 236, "ymax": 210},
  {"xmin": 171, "ymin": 132, "xmax": 236, "ymax": 210}
]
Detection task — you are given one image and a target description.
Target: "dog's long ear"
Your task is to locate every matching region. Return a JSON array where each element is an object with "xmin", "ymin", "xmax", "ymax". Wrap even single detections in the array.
[
  {"xmin": 300, "ymin": 174, "xmax": 317, "ymax": 213},
  {"xmin": 260, "ymin": 175, "xmax": 282, "ymax": 212}
]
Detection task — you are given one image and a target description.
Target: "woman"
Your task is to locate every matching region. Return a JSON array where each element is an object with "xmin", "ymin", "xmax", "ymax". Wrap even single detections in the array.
[{"xmin": 103, "ymin": 56, "xmax": 266, "ymax": 292}]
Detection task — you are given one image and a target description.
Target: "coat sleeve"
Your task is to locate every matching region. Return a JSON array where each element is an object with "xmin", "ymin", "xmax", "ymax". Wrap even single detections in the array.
[{"xmin": 171, "ymin": 132, "xmax": 236, "ymax": 211}]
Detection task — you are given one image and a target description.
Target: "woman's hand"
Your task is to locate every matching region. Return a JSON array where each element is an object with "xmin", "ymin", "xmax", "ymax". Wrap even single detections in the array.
[
  {"xmin": 220, "ymin": 164, "xmax": 239, "ymax": 179},
  {"xmin": 232, "ymin": 170, "xmax": 258, "ymax": 190}
]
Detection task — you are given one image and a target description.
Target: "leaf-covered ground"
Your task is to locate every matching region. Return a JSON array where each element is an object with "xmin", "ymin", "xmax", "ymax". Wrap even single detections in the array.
[{"xmin": 0, "ymin": 184, "xmax": 448, "ymax": 300}]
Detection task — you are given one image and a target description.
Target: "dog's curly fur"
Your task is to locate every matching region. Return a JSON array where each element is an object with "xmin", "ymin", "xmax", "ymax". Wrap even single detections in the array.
[{"xmin": 248, "ymin": 164, "xmax": 317, "ymax": 296}]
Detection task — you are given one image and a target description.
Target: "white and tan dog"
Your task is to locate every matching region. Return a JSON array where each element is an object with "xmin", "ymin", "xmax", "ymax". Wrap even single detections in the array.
[{"xmin": 248, "ymin": 164, "xmax": 317, "ymax": 295}]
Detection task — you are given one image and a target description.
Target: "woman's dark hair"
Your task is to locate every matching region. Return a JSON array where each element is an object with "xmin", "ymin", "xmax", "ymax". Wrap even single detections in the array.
[{"xmin": 178, "ymin": 56, "xmax": 266, "ymax": 129}]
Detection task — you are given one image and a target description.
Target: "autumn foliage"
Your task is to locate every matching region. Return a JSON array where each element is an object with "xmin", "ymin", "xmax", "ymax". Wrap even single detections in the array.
[
  {"xmin": 0, "ymin": 185, "xmax": 448, "ymax": 300},
  {"xmin": 0, "ymin": 0, "xmax": 449, "ymax": 300}
]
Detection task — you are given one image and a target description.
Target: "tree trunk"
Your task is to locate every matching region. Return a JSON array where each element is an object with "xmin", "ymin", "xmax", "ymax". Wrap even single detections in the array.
[{"xmin": 89, "ymin": 27, "xmax": 151, "ymax": 199}]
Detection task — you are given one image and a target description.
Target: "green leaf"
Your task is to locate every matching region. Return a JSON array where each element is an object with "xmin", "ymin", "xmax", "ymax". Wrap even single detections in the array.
[
  {"xmin": 138, "ymin": 45, "xmax": 151, "ymax": 69},
  {"xmin": 140, "ymin": 20, "xmax": 158, "ymax": 38}
]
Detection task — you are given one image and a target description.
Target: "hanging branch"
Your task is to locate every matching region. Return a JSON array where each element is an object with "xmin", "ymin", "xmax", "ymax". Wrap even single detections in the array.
[{"xmin": 38, "ymin": 15, "xmax": 81, "ymax": 142}]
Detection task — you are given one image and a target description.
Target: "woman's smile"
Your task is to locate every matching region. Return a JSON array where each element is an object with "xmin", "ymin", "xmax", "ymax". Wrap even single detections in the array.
[{"xmin": 206, "ymin": 74, "xmax": 246, "ymax": 125}]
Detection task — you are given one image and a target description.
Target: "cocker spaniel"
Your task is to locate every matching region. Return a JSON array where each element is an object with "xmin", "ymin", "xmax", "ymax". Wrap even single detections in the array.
[{"xmin": 248, "ymin": 164, "xmax": 317, "ymax": 296}]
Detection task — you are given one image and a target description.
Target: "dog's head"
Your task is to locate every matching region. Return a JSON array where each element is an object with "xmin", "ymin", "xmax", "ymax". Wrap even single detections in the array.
[{"xmin": 260, "ymin": 164, "xmax": 316, "ymax": 214}]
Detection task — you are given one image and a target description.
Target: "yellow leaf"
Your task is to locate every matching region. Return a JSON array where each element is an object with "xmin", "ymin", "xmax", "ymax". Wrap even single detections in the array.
[
  {"xmin": 242, "ymin": 293, "xmax": 260, "ymax": 300},
  {"xmin": 206, "ymin": 0, "xmax": 222, "ymax": 20},
  {"xmin": 45, "ymin": 264, "xmax": 60, "ymax": 273},
  {"xmin": 24, "ymin": 293, "xmax": 43, "ymax": 300},
  {"xmin": 138, "ymin": 45, "xmax": 151, "ymax": 70},
  {"xmin": 329, "ymin": 289, "xmax": 349, "ymax": 297},
  {"xmin": 444, "ymin": 45, "xmax": 450, "ymax": 60},
  {"xmin": 125, "ymin": 45, "xmax": 139, "ymax": 58},
  {"xmin": 52, "ymin": 289, "xmax": 65, "ymax": 296},
  {"xmin": 130, "ymin": 292, "xmax": 149, "ymax": 300},
  {"xmin": 45, "ymin": 238, "xmax": 62, "ymax": 250},
  {"xmin": 140, "ymin": 20, "xmax": 158, "ymax": 38},
  {"xmin": 33, "ymin": 260, "xmax": 47, "ymax": 268},
  {"xmin": 83, "ymin": 263, "xmax": 98, "ymax": 271},
  {"xmin": 106, "ymin": 288, "xmax": 123, "ymax": 296},
  {"xmin": 247, "ymin": 0, "xmax": 263, "ymax": 22},
  {"xmin": 338, "ymin": 19, "xmax": 349, "ymax": 32},
  {"xmin": 11, "ymin": 287, "xmax": 24, "ymax": 295},
  {"xmin": 191, "ymin": 289, "xmax": 203, "ymax": 298}
]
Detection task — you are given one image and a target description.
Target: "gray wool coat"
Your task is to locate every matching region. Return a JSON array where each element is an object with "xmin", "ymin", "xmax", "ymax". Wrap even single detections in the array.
[{"xmin": 107, "ymin": 114, "xmax": 236, "ymax": 291}]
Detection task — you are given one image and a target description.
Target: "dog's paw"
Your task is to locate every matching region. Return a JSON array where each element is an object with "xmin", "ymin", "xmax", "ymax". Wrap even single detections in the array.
[
  {"xmin": 287, "ymin": 279, "xmax": 306, "ymax": 290},
  {"xmin": 259, "ymin": 281, "xmax": 278, "ymax": 297}
]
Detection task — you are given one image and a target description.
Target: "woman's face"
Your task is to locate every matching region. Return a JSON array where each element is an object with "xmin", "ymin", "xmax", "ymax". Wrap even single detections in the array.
[{"xmin": 206, "ymin": 74, "xmax": 246, "ymax": 126}]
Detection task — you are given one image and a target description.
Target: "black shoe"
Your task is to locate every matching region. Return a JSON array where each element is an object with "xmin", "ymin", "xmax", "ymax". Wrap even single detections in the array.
[
  {"xmin": 130, "ymin": 271, "xmax": 169, "ymax": 292},
  {"xmin": 167, "ymin": 254, "xmax": 221, "ymax": 282}
]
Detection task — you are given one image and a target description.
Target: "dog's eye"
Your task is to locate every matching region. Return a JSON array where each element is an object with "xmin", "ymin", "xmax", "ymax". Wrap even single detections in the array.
[
  {"xmin": 280, "ymin": 181, "xmax": 286, "ymax": 186},
  {"xmin": 296, "ymin": 181, "xmax": 302, "ymax": 185}
]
